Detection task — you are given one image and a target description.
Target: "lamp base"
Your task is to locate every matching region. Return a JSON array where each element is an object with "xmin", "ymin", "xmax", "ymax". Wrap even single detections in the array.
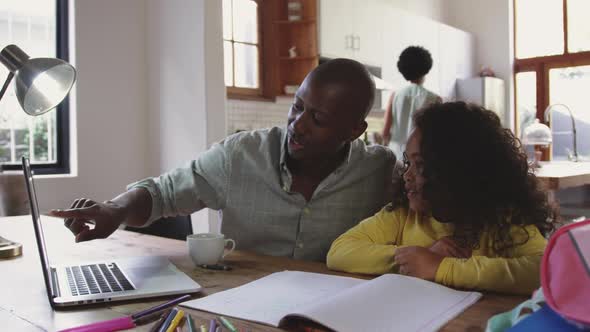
[
  {"xmin": 530, "ymin": 150, "xmax": 543, "ymax": 169},
  {"xmin": 0, "ymin": 236, "xmax": 22, "ymax": 258}
]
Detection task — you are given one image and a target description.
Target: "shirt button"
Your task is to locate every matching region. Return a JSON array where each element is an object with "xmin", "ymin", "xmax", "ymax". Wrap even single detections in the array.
[
  {"xmin": 283, "ymin": 185, "xmax": 289, "ymax": 191},
  {"xmin": 303, "ymin": 208, "xmax": 310, "ymax": 214},
  {"xmin": 297, "ymin": 242, "xmax": 304, "ymax": 248}
]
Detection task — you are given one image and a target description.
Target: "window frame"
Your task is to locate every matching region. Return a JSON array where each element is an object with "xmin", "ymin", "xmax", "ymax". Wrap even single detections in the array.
[
  {"xmin": 2, "ymin": 0, "xmax": 70, "ymax": 174},
  {"xmin": 224, "ymin": 0, "xmax": 264, "ymax": 99},
  {"xmin": 513, "ymin": 0, "xmax": 590, "ymax": 136},
  {"xmin": 222, "ymin": 0, "xmax": 280, "ymax": 101}
]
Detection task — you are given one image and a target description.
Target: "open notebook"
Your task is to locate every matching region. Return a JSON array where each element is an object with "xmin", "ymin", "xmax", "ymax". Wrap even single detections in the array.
[{"xmin": 182, "ymin": 271, "xmax": 482, "ymax": 332}]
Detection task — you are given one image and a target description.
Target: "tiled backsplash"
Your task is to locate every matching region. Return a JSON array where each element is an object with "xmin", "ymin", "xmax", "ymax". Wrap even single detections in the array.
[
  {"xmin": 226, "ymin": 98, "xmax": 291, "ymax": 134},
  {"xmin": 226, "ymin": 98, "xmax": 386, "ymax": 139}
]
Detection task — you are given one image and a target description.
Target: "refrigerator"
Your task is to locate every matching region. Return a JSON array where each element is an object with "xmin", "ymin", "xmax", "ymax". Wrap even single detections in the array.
[{"xmin": 456, "ymin": 77, "xmax": 506, "ymax": 127}]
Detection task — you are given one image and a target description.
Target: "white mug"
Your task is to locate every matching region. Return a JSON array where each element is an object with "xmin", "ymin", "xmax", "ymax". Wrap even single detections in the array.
[{"xmin": 187, "ymin": 233, "xmax": 236, "ymax": 266}]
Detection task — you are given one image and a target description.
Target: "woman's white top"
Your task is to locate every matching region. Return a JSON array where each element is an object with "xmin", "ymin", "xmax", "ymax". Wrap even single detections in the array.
[{"xmin": 388, "ymin": 83, "xmax": 439, "ymax": 158}]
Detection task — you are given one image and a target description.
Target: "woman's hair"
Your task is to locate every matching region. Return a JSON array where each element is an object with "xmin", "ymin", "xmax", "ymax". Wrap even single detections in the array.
[
  {"xmin": 397, "ymin": 46, "xmax": 433, "ymax": 81},
  {"xmin": 390, "ymin": 102, "xmax": 559, "ymax": 255}
]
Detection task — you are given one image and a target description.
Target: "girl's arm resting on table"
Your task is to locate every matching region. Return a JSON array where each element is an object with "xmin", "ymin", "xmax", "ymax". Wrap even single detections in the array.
[
  {"xmin": 436, "ymin": 224, "xmax": 547, "ymax": 295},
  {"xmin": 327, "ymin": 208, "xmax": 404, "ymax": 275},
  {"xmin": 435, "ymin": 254, "xmax": 542, "ymax": 295}
]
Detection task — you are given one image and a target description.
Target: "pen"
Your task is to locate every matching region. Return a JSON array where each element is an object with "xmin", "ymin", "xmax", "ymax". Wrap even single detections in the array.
[
  {"xmin": 187, "ymin": 313, "xmax": 196, "ymax": 332},
  {"xmin": 61, "ymin": 294, "xmax": 189, "ymax": 332},
  {"xmin": 135, "ymin": 309, "xmax": 172, "ymax": 326},
  {"xmin": 219, "ymin": 316, "xmax": 237, "ymax": 332},
  {"xmin": 148, "ymin": 311, "xmax": 171, "ymax": 332},
  {"xmin": 158, "ymin": 308, "xmax": 178, "ymax": 332},
  {"xmin": 165, "ymin": 309, "xmax": 185, "ymax": 332},
  {"xmin": 58, "ymin": 317, "xmax": 135, "ymax": 332},
  {"xmin": 132, "ymin": 294, "xmax": 191, "ymax": 320},
  {"xmin": 208, "ymin": 318, "xmax": 217, "ymax": 332}
]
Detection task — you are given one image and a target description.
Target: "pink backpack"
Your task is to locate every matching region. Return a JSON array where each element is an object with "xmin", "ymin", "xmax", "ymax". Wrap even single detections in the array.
[{"xmin": 541, "ymin": 219, "xmax": 590, "ymax": 326}]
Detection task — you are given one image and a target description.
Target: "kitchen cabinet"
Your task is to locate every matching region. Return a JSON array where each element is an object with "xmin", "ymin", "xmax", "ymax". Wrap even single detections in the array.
[
  {"xmin": 274, "ymin": 0, "xmax": 319, "ymax": 96},
  {"xmin": 320, "ymin": 2, "xmax": 475, "ymax": 103},
  {"xmin": 438, "ymin": 23, "xmax": 475, "ymax": 100},
  {"xmin": 384, "ymin": 12, "xmax": 441, "ymax": 94},
  {"xmin": 319, "ymin": 0, "xmax": 384, "ymax": 66},
  {"xmin": 379, "ymin": 9, "xmax": 474, "ymax": 102}
]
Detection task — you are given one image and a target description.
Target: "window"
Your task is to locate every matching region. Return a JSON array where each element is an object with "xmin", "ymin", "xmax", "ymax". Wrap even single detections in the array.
[
  {"xmin": 514, "ymin": 0, "xmax": 590, "ymax": 160},
  {"xmin": 0, "ymin": 0, "xmax": 69, "ymax": 173},
  {"xmin": 223, "ymin": 0, "xmax": 262, "ymax": 97}
]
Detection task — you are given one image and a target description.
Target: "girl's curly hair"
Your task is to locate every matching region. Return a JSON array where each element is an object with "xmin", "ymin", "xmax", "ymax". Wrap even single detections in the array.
[{"xmin": 390, "ymin": 102, "xmax": 559, "ymax": 255}]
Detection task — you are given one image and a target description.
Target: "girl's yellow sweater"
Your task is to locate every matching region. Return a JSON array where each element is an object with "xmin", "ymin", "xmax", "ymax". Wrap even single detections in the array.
[{"xmin": 327, "ymin": 207, "xmax": 547, "ymax": 295}]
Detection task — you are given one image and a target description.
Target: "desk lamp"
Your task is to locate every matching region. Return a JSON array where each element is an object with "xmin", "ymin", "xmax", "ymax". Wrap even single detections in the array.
[
  {"xmin": 0, "ymin": 44, "xmax": 76, "ymax": 258},
  {"xmin": 522, "ymin": 118, "xmax": 552, "ymax": 168}
]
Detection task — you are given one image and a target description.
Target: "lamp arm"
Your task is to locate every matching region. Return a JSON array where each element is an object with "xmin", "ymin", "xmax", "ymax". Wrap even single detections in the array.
[
  {"xmin": 570, "ymin": 109, "xmax": 578, "ymax": 160},
  {"xmin": 544, "ymin": 103, "xmax": 578, "ymax": 161},
  {"xmin": 0, "ymin": 72, "xmax": 15, "ymax": 101}
]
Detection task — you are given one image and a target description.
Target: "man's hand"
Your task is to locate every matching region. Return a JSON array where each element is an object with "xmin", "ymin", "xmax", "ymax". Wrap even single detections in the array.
[
  {"xmin": 50, "ymin": 198, "xmax": 127, "ymax": 242},
  {"xmin": 394, "ymin": 246, "xmax": 444, "ymax": 281},
  {"xmin": 429, "ymin": 237, "xmax": 472, "ymax": 258}
]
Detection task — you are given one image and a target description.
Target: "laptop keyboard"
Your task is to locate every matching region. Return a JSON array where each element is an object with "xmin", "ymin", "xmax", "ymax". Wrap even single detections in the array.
[{"xmin": 65, "ymin": 263, "xmax": 135, "ymax": 296}]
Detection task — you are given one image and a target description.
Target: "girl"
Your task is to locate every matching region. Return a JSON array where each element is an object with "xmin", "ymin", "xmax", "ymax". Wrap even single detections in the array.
[{"xmin": 327, "ymin": 102, "xmax": 559, "ymax": 295}]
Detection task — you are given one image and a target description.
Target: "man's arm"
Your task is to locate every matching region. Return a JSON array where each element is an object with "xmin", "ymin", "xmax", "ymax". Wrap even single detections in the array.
[
  {"xmin": 51, "ymin": 136, "xmax": 235, "ymax": 242},
  {"xmin": 50, "ymin": 187, "xmax": 153, "ymax": 242},
  {"xmin": 110, "ymin": 187, "xmax": 152, "ymax": 227}
]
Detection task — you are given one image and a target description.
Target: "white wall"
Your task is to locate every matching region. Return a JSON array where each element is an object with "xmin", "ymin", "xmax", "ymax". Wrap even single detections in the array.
[
  {"xmin": 145, "ymin": 0, "xmax": 226, "ymax": 232},
  {"xmin": 34, "ymin": 0, "xmax": 226, "ymax": 233},
  {"xmin": 36, "ymin": 0, "xmax": 150, "ymax": 209},
  {"xmin": 443, "ymin": 0, "xmax": 514, "ymax": 129},
  {"xmin": 388, "ymin": 0, "xmax": 445, "ymax": 22},
  {"xmin": 203, "ymin": 0, "xmax": 227, "ymax": 232}
]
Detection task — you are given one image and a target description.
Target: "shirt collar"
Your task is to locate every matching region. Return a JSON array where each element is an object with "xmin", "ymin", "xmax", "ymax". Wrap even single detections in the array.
[
  {"xmin": 279, "ymin": 127, "xmax": 355, "ymax": 169},
  {"xmin": 280, "ymin": 128, "xmax": 288, "ymax": 168}
]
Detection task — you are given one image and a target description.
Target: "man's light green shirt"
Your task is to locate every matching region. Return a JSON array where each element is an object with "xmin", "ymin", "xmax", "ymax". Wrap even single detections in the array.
[{"xmin": 129, "ymin": 127, "xmax": 395, "ymax": 261}]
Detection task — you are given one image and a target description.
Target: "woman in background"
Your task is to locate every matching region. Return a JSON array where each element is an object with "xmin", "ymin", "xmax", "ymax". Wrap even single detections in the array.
[
  {"xmin": 328, "ymin": 102, "xmax": 559, "ymax": 295},
  {"xmin": 381, "ymin": 46, "xmax": 440, "ymax": 158}
]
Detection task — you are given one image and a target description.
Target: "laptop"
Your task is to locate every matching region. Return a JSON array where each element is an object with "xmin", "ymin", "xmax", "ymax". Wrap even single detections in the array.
[{"xmin": 22, "ymin": 156, "xmax": 202, "ymax": 308}]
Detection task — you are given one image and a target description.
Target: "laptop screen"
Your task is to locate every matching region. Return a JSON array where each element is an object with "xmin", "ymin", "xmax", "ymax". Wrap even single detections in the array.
[{"xmin": 22, "ymin": 156, "xmax": 56, "ymax": 301}]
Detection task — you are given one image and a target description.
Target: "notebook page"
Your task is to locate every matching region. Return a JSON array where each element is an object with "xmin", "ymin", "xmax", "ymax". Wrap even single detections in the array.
[
  {"xmin": 181, "ymin": 270, "xmax": 365, "ymax": 327},
  {"xmin": 284, "ymin": 274, "xmax": 482, "ymax": 332}
]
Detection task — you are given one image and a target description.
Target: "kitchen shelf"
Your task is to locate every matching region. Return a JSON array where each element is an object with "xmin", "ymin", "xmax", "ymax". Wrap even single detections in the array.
[
  {"xmin": 279, "ymin": 56, "xmax": 318, "ymax": 61},
  {"xmin": 274, "ymin": 19, "xmax": 317, "ymax": 25},
  {"xmin": 273, "ymin": 0, "xmax": 318, "ymax": 96}
]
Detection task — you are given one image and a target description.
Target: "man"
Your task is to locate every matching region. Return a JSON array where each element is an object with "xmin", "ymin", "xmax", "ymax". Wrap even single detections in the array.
[{"xmin": 51, "ymin": 58, "xmax": 395, "ymax": 261}]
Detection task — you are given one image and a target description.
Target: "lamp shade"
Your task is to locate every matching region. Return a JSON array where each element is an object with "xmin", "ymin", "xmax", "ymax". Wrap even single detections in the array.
[
  {"xmin": 0, "ymin": 44, "xmax": 76, "ymax": 116},
  {"xmin": 522, "ymin": 119, "xmax": 552, "ymax": 146}
]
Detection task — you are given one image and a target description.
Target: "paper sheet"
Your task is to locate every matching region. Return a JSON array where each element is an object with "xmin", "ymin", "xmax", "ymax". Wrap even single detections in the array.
[
  {"xmin": 181, "ymin": 271, "xmax": 481, "ymax": 331},
  {"xmin": 287, "ymin": 273, "xmax": 482, "ymax": 332},
  {"xmin": 182, "ymin": 271, "xmax": 363, "ymax": 326}
]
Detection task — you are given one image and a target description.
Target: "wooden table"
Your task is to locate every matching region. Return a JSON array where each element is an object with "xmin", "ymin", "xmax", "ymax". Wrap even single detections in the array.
[
  {"xmin": 0, "ymin": 216, "xmax": 527, "ymax": 331},
  {"xmin": 535, "ymin": 161, "xmax": 590, "ymax": 191},
  {"xmin": 534, "ymin": 162, "xmax": 590, "ymax": 217}
]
